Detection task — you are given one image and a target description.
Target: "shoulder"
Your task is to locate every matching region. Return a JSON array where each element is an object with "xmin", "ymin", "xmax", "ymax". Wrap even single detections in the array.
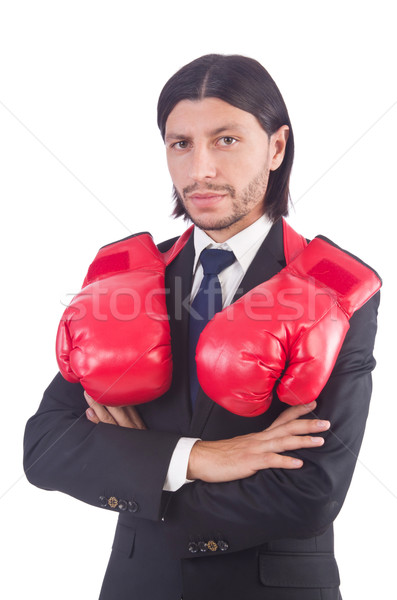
[
  {"xmin": 307, "ymin": 233, "xmax": 382, "ymax": 323},
  {"xmin": 92, "ymin": 232, "xmax": 180, "ymax": 254},
  {"xmin": 318, "ymin": 234, "xmax": 382, "ymax": 334},
  {"xmin": 156, "ymin": 236, "xmax": 180, "ymax": 253},
  {"xmin": 315, "ymin": 235, "xmax": 381, "ymax": 280},
  {"xmin": 333, "ymin": 290, "xmax": 380, "ymax": 376},
  {"xmin": 306, "ymin": 234, "xmax": 382, "ymax": 372}
]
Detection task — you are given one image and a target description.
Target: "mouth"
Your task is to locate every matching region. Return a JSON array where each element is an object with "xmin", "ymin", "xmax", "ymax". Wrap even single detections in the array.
[{"xmin": 187, "ymin": 192, "xmax": 227, "ymax": 207}]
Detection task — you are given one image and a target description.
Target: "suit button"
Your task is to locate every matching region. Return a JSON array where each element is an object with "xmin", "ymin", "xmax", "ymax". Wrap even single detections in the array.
[
  {"xmin": 99, "ymin": 496, "xmax": 108, "ymax": 508},
  {"xmin": 198, "ymin": 541, "xmax": 208, "ymax": 552},
  {"xmin": 188, "ymin": 542, "xmax": 199, "ymax": 554},
  {"xmin": 128, "ymin": 500, "xmax": 139, "ymax": 513},
  {"xmin": 118, "ymin": 499, "xmax": 128, "ymax": 511},
  {"xmin": 108, "ymin": 496, "xmax": 118, "ymax": 509},
  {"xmin": 207, "ymin": 540, "xmax": 218, "ymax": 552},
  {"xmin": 217, "ymin": 539, "xmax": 229, "ymax": 551}
]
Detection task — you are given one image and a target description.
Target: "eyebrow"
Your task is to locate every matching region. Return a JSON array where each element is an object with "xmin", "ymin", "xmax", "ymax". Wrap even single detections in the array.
[{"xmin": 165, "ymin": 122, "xmax": 246, "ymax": 142}]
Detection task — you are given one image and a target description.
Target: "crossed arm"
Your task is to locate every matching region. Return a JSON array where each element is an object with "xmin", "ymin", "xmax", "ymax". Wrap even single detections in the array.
[{"xmin": 85, "ymin": 393, "xmax": 330, "ymax": 483}]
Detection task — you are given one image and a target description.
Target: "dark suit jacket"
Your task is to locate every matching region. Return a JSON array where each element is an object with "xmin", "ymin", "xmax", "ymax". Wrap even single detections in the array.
[{"xmin": 23, "ymin": 219, "xmax": 379, "ymax": 600}]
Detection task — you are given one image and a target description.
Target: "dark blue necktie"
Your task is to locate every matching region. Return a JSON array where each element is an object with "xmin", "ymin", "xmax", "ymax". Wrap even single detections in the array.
[{"xmin": 189, "ymin": 248, "xmax": 236, "ymax": 407}]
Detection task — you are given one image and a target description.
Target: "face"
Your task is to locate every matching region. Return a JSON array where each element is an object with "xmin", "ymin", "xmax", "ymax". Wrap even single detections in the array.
[{"xmin": 165, "ymin": 97, "xmax": 288, "ymax": 242}]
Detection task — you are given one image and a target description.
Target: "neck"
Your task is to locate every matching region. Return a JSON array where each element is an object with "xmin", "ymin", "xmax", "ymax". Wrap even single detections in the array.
[{"xmin": 202, "ymin": 213, "xmax": 266, "ymax": 243}]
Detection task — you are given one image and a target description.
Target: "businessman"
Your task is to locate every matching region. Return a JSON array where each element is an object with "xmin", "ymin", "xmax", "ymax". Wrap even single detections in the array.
[{"xmin": 24, "ymin": 54, "xmax": 380, "ymax": 599}]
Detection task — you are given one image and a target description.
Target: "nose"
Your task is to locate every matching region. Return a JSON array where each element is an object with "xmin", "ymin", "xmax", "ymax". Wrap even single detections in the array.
[{"xmin": 188, "ymin": 144, "xmax": 217, "ymax": 181}]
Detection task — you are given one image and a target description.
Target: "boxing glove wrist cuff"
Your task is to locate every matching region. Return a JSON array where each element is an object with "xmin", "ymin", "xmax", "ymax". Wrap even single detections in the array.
[
  {"xmin": 83, "ymin": 232, "xmax": 164, "ymax": 286},
  {"xmin": 287, "ymin": 236, "xmax": 382, "ymax": 317}
]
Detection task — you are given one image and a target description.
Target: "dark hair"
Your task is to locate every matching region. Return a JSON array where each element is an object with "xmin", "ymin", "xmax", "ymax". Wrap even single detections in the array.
[{"xmin": 157, "ymin": 54, "xmax": 294, "ymax": 222}]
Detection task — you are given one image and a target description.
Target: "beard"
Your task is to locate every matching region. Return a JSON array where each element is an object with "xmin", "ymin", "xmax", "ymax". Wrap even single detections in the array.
[{"xmin": 172, "ymin": 168, "xmax": 270, "ymax": 232}]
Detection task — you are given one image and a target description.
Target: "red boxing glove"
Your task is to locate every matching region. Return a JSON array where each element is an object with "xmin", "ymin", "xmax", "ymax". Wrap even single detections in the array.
[
  {"xmin": 56, "ymin": 228, "xmax": 191, "ymax": 406},
  {"xmin": 196, "ymin": 237, "xmax": 381, "ymax": 417}
]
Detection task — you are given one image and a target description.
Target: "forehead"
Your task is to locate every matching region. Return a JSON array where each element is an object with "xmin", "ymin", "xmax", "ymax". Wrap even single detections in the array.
[{"xmin": 165, "ymin": 97, "xmax": 263, "ymax": 139}]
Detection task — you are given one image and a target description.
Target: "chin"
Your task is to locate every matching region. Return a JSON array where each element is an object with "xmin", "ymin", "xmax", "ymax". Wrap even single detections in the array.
[{"xmin": 190, "ymin": 213, "xmax": 242, "ymax": 232}]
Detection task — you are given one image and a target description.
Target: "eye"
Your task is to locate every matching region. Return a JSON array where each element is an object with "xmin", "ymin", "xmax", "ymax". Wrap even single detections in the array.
[
  {"xmin": 171, "ymin": 140, "xmax": 189, "ymax": 150},
  {"xmin": 218, "ymin": 136, "xmax": 237, "ymax": 146}
]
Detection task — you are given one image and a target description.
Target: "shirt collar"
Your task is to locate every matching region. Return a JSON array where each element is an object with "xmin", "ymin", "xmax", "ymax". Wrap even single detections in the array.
[{"xmin": 192, "ymin": 214, "xmax": 274, "ymax": 275}]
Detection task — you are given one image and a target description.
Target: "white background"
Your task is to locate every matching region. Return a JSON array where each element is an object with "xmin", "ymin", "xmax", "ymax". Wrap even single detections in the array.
[{"xmin": 1, "ymin": 1, "xmax": 396, "ymax": 597}]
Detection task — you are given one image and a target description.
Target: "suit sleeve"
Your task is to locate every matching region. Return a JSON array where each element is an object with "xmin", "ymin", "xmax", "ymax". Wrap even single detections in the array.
[
  {"xmin": 161, "ymin": 292, "xmax": 380, "ymax": 558},
  {"xmin": 23, "ymin": 374, "xmax": 180, "ymax": 521}
]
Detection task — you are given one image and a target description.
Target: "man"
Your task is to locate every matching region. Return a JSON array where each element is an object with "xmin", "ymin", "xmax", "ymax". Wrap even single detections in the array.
[{"xmin": 24, "ymin": 54, "xmax": 380, "ymax": 599}]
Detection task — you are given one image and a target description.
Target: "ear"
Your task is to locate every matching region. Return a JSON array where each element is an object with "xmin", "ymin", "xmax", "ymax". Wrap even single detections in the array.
[{"xmin": 269, "ymin": 125, "xmax": 290, "ymax": 171}]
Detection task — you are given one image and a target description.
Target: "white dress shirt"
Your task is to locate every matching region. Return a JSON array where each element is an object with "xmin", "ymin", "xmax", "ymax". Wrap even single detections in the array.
[{"xmin": 163, "ymin": 214, "xmax": 274, "ymax": 491}]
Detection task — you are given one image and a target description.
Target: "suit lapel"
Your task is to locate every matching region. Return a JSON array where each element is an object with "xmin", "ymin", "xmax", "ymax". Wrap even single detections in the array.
[
  {"xmin": 189, "ymin": 219, "xmax": 287, "ymax": 437},
  {"xmin": 232, "ymin": 218, "xmax": 286, "ymax": 300},
  {"xmin": 138, "ymin": 232, "xmax": 196, "ymax": 435},
  {"xmin": 164, "ymin": 232, "xmax": 195, "ymax": 431}
]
